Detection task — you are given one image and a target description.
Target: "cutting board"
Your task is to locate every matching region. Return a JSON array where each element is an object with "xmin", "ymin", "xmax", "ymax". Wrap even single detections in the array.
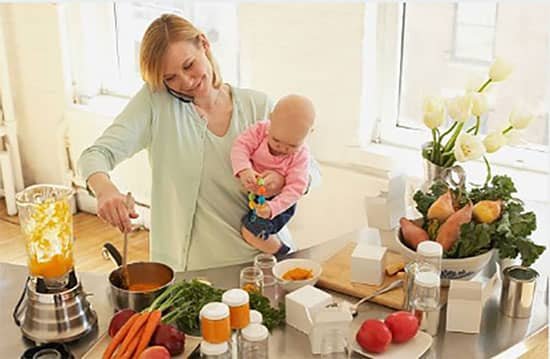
[
  {"xmin": 82, "ymin": 332, "xmax": 201, "ymax": 358},
  {"xmin": 316, "ymin": 242, "xmax": 407, "ymax": 310}
]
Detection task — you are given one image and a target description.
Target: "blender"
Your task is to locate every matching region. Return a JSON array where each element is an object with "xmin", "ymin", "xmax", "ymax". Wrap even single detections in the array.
[{"xmin": 12, "ymin": 184, "xmax": 97, "ymax": 343}]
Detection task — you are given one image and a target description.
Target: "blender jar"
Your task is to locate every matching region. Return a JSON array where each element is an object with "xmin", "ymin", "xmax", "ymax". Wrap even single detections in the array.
[{"xmin": 15, "ymin": 185, "xmax": 75, "ymax": 290}]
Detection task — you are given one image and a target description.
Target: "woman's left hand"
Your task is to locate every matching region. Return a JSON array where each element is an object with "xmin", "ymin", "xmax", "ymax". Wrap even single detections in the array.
[{"xmin": 260, "ymin": 170, "xmax": 285, "ymax": 197}]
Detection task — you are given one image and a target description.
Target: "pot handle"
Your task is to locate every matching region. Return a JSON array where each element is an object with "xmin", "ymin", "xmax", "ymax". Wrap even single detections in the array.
[{"xmin": 103, "ymin": 242, "xmax": 123, "ymax": 267}]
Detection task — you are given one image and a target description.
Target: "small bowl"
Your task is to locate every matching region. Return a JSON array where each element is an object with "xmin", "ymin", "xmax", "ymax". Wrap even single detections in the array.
[
  {"xmin": 272, "ymin": 258, "xmax": 322, "ymax": 292},
  {"xmin": 395, "ymin": 227, "xmax": 495, "ymax": 286}
]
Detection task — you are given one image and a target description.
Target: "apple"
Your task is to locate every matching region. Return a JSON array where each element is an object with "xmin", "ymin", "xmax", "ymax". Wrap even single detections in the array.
[
  {"xmin": 384, "ymin": 311, "xmax": 419, "ymax": 343},
  {"xmin": 138, "ymin": 346, "xmax": 171, "ymax": 359},
  {"xmin": 356, "ymin": 319, "xmax": 392, "ymax": 353}
]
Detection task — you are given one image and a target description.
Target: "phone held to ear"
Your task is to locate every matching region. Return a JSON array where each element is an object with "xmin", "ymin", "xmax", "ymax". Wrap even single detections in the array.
[{"xmin": 165, "ymin": 83, "xmax": 194, "ymax": 103}]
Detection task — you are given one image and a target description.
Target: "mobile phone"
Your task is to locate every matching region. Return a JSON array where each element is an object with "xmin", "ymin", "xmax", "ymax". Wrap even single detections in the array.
[{"xmin": 165, "ymin": 83, "xmax": 194, "ymax": 103}]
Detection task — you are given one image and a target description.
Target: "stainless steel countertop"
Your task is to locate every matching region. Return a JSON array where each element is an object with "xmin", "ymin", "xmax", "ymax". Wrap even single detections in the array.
[{"xmin": 1, "ymin": 228, "xmax": 548, "ymax": 358}]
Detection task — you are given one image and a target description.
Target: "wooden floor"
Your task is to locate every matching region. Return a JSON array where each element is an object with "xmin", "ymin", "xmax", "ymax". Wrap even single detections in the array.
[{"xmin": 0, "ymin": 203, "xmax": 547, "ymax": 357}]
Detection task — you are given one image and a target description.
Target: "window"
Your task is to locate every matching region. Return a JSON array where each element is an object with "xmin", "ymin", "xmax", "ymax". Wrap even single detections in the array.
[
  {"xmin": 67, "ymin": 1, "xmax": 239, "ymax": 99},
  {"xmin": 374, "ymin": 3, "xmax": 550, "ymax": 172},
  {"xmin": 452, "ymin": 3, "xmax": 497, "ymax": 64}
]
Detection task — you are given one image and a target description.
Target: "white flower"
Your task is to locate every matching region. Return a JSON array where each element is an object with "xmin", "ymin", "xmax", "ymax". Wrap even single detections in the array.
[
  {"xmin": 454, "ymin": 133, "xmax": 486, "ymax": 162},
  {"xmin": 483, "ymin": 132, "xmax": 508, "ymax": 153},
  {"xmin": 470, "ymin": 92, "xmax": 489, "ymax": 117},
  {"xmin": 422, "ymin": 96, "xmax": 445, "ymax": 129},
  {"xmin": 509, "ymin": 106, "xmax": 534, "ymax": 129},
  {"xmin": 489, "ymin": 58, "xmax": 513, "ymax": 82},
  {"xmin": 446, "ymin": 96, "xmax": 472, "ymax": 123}
]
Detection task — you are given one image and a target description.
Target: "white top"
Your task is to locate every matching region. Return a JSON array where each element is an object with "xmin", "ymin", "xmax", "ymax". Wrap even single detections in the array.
[
  {"xmin": 200, "ymin": 340, "xmax": 229, "ymax": 355},
  {"xmin": 415, "ymin": 271, "xmax": 441, "ymax": 288},
  {"xmin": 222, "ymin": 288, "xmax": 249, "ymax": 307},
  {"xmin": 242, "ymin": 323, "xmax": 269, "ymax": 342},
  {"xmin": 417, "ymin": 241, "xmax": 443, "ymax": 258},
  {"xmin": 200, "ymin": 302, "xmax": 230, "ymax": 320},
  {"xmin": 351, "ymin": 243, "xmax": 387, "ymax": 261},
  {"xmin": 250, "ymin": 310, "xmax": 263, "ymax": 324}
]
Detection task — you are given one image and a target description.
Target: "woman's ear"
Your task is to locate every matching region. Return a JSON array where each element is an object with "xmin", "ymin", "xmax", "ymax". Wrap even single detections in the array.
[{"xmin": 198, "ymin": 34, "xmax": 210, "ymax": 51}]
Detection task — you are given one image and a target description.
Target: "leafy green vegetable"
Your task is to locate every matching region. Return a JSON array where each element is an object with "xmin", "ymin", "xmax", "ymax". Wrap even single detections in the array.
[
  {"xmin": 414, "ymin": 175, "xmax": 545, "ymax": 266},
  {"xmin": 146, "ymin": 279, "xmax": 285, "ymax": 335}
]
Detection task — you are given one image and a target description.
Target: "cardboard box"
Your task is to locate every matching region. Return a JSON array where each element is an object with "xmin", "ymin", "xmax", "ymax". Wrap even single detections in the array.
[
  {"xmin": 351, "ymin": 243, "xmax": 387, "ymax": 286},
  {"xmin": 285, "ymin": 285, "xmax": 333, "ymax": 335}
]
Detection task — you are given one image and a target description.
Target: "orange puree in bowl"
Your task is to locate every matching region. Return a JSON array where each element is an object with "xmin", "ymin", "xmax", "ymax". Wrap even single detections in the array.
[{"xmin": 282, "ymin": 267, "xmax": 313, "ymax": 281}]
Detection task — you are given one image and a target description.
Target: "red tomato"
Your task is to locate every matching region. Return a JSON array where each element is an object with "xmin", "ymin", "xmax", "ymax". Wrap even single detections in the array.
[
  {"xmin": 356, "ymin": 319, "xmax": 392, "ymax": 353},
  {"xmin": 384, "ymin": 311, "xmax": 419, "ymax": 343},
  {"xmin": 138, "ymin": 346, "xmax": 171, "ymax": 359}
]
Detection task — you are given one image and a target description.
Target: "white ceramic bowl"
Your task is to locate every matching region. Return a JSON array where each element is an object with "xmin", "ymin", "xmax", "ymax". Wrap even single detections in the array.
[
  {"xmin": 272, "ymin": 258, "xmax": 322, "ymax": 292},
  {"xmin": 395, "ymin": 228, "xmax": 495, "ymax": 286}
]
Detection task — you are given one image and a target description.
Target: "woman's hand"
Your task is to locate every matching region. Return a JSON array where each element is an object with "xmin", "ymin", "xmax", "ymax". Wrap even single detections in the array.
[
  {"xmin": 260, "ymin": 170, "xmax": 285, "ymax": 197},
  {"xmin": 97, "ymin": 190, "xmax": 138, "ymax": 233},
  {"xmin": 88, "ymin": 173, "xmax": 138, "ymax": 233}
]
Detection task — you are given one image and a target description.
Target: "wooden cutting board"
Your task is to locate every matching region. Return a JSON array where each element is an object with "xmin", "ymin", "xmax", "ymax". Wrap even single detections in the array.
[
  {"xmin": 316, "ymin": 242, "xmax": 407, "ymax": 310},
  {"xmin": 82, "ymin": 332, "xmax": 201, "ymax": 358}
]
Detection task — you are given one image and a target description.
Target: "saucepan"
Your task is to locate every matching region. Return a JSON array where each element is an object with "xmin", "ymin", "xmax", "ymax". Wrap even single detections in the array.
[{"xmin": 103, "ymin": 243, "xmax": 175, "ymax": 312}]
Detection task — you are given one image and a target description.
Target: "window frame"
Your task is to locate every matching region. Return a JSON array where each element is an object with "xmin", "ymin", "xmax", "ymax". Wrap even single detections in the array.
[{"xmin": 371, "ymin": 3, "xmax": 549, "ymax": 174}]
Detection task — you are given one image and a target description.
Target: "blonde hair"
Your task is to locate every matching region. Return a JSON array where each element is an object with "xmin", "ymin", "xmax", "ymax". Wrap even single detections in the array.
[{"xmin": 139, "ymin": 14, "xmax": 223, "ymax": 91}]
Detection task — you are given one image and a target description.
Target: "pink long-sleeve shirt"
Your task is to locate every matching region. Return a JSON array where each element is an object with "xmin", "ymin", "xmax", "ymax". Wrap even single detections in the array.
[{"xmin": 231, "ymin": 121, "xmax": 309, "ymax": 218}]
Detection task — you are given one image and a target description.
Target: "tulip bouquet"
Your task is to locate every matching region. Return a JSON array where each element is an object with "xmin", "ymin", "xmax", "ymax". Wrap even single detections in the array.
[{"xmin": 422, "ymin": 58, "xmax": 535, "ymax": 185}]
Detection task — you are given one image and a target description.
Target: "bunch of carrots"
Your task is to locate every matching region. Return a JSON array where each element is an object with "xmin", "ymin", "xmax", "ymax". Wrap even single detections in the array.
[{"xmin": 103, "ymin": 309, "xmax": 162, "ymax": 359}]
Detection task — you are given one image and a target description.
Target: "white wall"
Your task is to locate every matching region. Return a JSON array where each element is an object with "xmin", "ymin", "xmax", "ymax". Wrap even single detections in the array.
[{"xmin": 1, "ymin": 4, "xmax": 71, "ymax": 186}]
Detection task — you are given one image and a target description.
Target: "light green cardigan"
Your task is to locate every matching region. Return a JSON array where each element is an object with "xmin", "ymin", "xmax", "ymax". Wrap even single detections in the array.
[{"xmin": 78, "ymin": 85, "xmax": 293, "ymax": 271}]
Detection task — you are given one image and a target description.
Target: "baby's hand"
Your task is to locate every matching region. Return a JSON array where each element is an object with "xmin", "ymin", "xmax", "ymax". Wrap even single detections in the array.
[
  {"xmin": 238, "ymin": 168, "xmax": 258, "ymax": 192},
  {"xmin": 256, "ymin": 204, "xmax": 272, "ymax": 219}
]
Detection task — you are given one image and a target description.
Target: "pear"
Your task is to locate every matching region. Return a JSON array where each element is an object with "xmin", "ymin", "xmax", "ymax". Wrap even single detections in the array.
[
  {"xmin": 400, "ymin": 217, "xmax": 429, "ymax": 250},
  {"xmin": 427, "ymin": 191, "xmax": 455, "ymax": 222},
  {"xmin": 473, "ymin": 200, "xmax": 502, "ymax": 224},
  {"xmin": 436, "ymin": 202, "xmax": 473, "ymax": 251}
]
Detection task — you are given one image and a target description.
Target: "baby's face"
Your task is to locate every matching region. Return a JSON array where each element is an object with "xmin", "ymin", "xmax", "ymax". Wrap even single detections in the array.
[{"xmin": 267, "ymin": 106, "xmax": 313, "ymax": 156}]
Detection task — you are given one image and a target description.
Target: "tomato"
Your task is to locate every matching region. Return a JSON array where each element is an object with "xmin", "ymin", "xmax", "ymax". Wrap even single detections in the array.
[
  {"xmin": 384, "ymin": 311, "xmax": 419, "ymax": 343},
  {"xmin": 355, "ymin": 319, "xmax": 392, "ymax": 353},
  {"xmin": 138, "ymin": 346, "xmax": 171, "ymax": 359}
]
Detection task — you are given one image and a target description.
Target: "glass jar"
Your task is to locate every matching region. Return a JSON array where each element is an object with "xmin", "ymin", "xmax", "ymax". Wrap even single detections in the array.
[
  {"xmin": 240, "ymin": 323, "xmax": 269, "ymax": 359},
  {"xmin": 200, "ymin": 340, "xmax": 231, "ymax": 358},
  {"xmin": 222, "ymin": 289, "xmax": 250, "ymax": 330},
  {"xmin": 240, "ymin": 266, "xmax": 264, "ymax": 294},
  {"xmin": 15, "ymin": 185, "xmax": 75, "ymax": 290},
  {"xmin": 416, "ymin": 241, "xmax": 443, "ymax": 274},
  {"xmin": 412, "ymin": 271, "xmax": 441, "ymax": 336},
  {"xmin": 254, "ymin": 254, "xmax": 278, "ymax": 305},
  {"xmin": 320, "ymin": 328, "xmax": 349, "ymax": 358},
  {"xmin": 200, "ymin": 302, "xmax": 231, "ymax": 344},
  {"xmin": 249, "ymin": 310, "xmax": 263, "ymax": 325}
]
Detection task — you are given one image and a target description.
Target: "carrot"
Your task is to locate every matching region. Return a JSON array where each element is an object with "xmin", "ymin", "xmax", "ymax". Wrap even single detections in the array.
[
  {"xmin": 116, "ymin": 312, "xmax": 151, "ymax": 358},
  {"xmin": 103, "ymin": 313, "xmax": 140, "ymax": 359},
  {"xmin": 117, "ymin": 325, "xmax": 145, "ymax": 359},
  {"xmin": 134, "ymin": 310, "xmax": 163, "ymax": 358}
]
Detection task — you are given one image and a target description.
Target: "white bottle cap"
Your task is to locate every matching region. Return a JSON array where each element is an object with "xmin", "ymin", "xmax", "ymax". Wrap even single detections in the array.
[
  {"xmin": 222, "ymin": 288, "xmax": 249, "ymax": 307},
  {"xmin": 414, "ymin": 271, "xmax": 440, "ymax": 288},
  {"xmin": 417, "ymin": 241, "xmax": 443, "ymax": 258},
  {"xmin": 200, "ymin": 302, "xmax": 229, "ymax": 320},
  {"xmin": 242, "ymin": 323, "xmax": 269, "ymax": 342},
  {"xmin": 250, "ymin": 310, "xmax": 263, "ymax": 324},
  {"xmin": 200, "ymin": 340, "xmax": 229, "ymax": 355}
]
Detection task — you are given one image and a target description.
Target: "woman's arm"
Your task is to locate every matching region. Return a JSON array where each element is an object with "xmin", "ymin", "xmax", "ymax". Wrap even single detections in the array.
[{"xmin": 78, "ymin": 85, "xmax": 153, "ymax": 232}]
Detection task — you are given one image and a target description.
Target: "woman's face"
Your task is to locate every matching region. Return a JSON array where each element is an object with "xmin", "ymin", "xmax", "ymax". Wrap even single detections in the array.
[{"xmin": 162, "ymin": 38, "xmax": 213, "ymax": 98}]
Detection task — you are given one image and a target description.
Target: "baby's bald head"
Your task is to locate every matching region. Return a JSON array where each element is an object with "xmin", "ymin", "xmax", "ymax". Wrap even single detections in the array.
[{"xmin": 268, "ymin": 95, "xmax": 315, "ymax": 156}]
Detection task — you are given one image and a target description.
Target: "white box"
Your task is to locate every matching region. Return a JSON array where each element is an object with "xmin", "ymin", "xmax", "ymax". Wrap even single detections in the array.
[
  {"xmin": 446, "ymin": 280, "xmax": 484, "ymax": 333},
  {"xmin": 285, "ymin": 285, "xmax": 333, "ymax": 335},
  {"xmin": 309, "ymin": 306, "xmax": 353, "ymax": 354},
  {"xmin": 351, "ymin": 244, "xmax": 387, "ymax": 286},
  {"xmin": 365, "ymin": 195, "xmax": 405, "ymax": 230}
]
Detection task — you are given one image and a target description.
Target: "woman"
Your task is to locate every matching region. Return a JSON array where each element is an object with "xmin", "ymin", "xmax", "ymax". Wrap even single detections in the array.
[{"xmin": 78, "ymin": 14, "xmax": 311, "ymax": 271}]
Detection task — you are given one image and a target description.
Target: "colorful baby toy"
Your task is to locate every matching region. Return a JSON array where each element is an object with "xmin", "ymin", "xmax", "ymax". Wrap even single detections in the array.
[{"xmin": 248, "ymin": 177, "xmax": 266, "ymax": 221}]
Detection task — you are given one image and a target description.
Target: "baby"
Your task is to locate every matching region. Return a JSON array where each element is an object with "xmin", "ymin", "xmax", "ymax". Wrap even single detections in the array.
[{"xmin": 230, "ymin": 94, "xmax": 315, "ymax": 256}]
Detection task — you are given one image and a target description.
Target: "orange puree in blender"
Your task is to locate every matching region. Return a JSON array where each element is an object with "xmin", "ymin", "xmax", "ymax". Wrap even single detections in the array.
[{"xmin": 28, "ymin": 254, "xmax": 74, "ymax": 279}]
